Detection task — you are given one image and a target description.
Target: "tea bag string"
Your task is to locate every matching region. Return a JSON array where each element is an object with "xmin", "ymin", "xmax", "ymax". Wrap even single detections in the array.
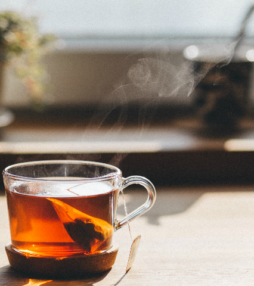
[{"xmin": 120, "ymin": 188, "xmax": 133, "ymax": 241}]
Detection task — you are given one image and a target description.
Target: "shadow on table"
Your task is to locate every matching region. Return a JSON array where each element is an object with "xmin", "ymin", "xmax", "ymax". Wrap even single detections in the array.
[
  {"xmin": 117, "ymin": 187, "xmax": 204, "ymax": 225},
  {"xmin": 0, "ymin": 265, "xmax": 111, "ymax": 285}
]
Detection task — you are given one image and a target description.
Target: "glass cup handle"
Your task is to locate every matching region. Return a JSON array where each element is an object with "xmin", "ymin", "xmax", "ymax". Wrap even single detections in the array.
[{"xmin": 115, "ymin": 176, "xmax": 156, "ymax": 231}]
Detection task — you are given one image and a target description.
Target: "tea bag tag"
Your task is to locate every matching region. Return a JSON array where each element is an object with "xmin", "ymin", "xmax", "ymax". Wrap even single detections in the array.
[{"xmin": 126, "ymin": 235, "xmax": 141, "ymax": 272}]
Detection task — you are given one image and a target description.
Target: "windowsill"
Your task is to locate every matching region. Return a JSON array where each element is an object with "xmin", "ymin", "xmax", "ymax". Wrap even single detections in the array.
[
  {"xmin": 55, "ymin": 36, "xmax": 254, "ymax": 53},
  {"xmin": 1, "ymin": 108, "xmax": 254, "ymax": 185},
  {"xmin": 3, "ymin": 113, "xmax": 254, "ymax": 153}
]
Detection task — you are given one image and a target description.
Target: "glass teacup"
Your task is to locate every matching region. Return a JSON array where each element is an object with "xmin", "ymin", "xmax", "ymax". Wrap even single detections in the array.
[{"xmin": 3, "ymin": 160, "xmax": 156, "ymax": 257}]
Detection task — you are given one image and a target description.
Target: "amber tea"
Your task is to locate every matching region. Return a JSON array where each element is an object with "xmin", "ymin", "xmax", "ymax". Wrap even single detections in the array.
[
  {"xmin": 6, "ymin": 180, "xmax": 118, "ymax": 257},
  {"xmin": 3, "ymin": 160, "xmax": 156, "ymax": 263}
]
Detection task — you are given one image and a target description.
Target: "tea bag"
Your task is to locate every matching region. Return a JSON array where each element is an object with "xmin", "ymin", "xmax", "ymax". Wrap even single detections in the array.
[{"xmin": 47, "ymin": 198, "xmax": 113, "ymax": 253}]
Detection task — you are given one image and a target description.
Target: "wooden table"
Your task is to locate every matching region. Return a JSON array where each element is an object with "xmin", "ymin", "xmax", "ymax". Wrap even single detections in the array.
[{"xmin": 1, "ymin": 185, "xmax": 254, "ymax": 285}]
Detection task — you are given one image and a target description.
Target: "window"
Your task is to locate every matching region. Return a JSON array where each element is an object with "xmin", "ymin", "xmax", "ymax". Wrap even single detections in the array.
[{"xmin": 1, "ymin": 0, "xmax": 254, "ymax": 39}]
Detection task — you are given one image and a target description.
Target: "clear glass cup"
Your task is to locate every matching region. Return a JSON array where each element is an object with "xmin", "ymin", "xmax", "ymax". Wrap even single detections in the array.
[{"xmin": 3, "ymin": 160, "xmax": 156, "ymax": 257}]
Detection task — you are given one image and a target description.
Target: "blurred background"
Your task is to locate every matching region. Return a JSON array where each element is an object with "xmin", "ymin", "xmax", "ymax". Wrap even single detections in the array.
[
  {"xmin": 2, "ymin": 0, "xmax": 254, "ymax": 108},
  {"xmin": 1, "ymin": 1, "xmax": 254, "ymax": 186}
]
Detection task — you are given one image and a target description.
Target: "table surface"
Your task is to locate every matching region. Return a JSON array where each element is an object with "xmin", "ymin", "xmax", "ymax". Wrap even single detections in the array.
[{"xmin": 1, "ymin": 185, "xmax": 254, "ymax": 285}]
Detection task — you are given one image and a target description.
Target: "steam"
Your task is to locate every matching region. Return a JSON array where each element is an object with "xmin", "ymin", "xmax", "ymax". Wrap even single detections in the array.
[
  {"xmin": 127, "ymin": 55, "xmax": 195, "ymax": 98},
  {"xmin": 83, "ymin": 42, "xmax": 236, "ymax": 139},
  {"xmin": 108, "ymin": 153, "xmax": 128, "ymax": 168},
  {"xmin": 90, "ymin": 4, "xmax": 254, "ymax": 134}
]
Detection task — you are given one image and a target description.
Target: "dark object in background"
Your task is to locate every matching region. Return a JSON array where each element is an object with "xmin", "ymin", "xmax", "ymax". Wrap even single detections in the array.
[
  {"xmin": 184, "ymin": 44, "xmax": 254, "ymax": 132},
  {"xmin": 188, "ymin": 5, "xmax": 254, "ymax": 132},
  {"xmin": 193, "ymin": 60, "xmax": 252, "ymax": 130}
]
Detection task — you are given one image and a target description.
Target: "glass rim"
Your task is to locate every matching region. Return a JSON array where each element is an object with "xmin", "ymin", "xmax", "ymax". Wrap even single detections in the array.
[{"xmin": 2, "ymin": 160, "xmax": 122, "ymax": 183}]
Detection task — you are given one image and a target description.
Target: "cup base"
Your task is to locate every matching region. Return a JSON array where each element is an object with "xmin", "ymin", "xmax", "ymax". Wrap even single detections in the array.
[{"xmin": 5, "ymin": 243, "xmax": 119, "ymax": 279}]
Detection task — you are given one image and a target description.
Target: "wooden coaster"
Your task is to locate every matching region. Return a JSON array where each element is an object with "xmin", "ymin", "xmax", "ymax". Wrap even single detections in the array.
[{"xmin": 5, "ymin": 244, "xmax": 119, "ymax": 279}]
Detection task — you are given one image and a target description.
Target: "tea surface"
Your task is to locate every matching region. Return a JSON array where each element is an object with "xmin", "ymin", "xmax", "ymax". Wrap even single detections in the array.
[{"xmin": 6, "ymin": 180, "xmax": 118, "ymax": 257}]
